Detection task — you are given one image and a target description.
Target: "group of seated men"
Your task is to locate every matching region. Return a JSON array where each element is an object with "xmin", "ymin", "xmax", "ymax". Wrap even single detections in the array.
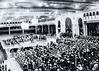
[
  {"xmin": 10, "ymin": 36, "xmax": 99, "ymax": 71},
  {"xmin": 3, "ymin": 34, "xmax": 47, "ymax": 46}
]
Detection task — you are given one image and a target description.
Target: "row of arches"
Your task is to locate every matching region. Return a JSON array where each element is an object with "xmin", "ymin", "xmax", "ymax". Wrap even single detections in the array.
[
  {"xmin": 0, "ymin": 24, "xmax": 56, "ymax": 36},
  {"xmin": 83, "ymin": 11, "xmax": 99, "ymax": 17},
  {"xmin": 36, "ymin": 24, "xmax": 56, "ymax": 36}
]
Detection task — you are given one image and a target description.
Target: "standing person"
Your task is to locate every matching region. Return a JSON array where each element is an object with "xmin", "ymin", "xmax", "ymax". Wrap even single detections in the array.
[{"xmin": 92, "ymin": 60, "xmax": 99, "ymax": 71}]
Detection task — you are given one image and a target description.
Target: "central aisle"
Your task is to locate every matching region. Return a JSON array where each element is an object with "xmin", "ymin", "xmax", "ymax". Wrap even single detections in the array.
[
  {"xmin": 5, "ymin": 58, "xmax": 23, "ymax": 71},
  {"xmin": 5, "ymin": 49, "xmax": 23, "ymax": 71}
]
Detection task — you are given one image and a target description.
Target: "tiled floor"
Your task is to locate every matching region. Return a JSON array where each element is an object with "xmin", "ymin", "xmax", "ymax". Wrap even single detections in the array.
[{"xmin": 6, "ymin": 58, "xmax": 23, "ymax": 71}]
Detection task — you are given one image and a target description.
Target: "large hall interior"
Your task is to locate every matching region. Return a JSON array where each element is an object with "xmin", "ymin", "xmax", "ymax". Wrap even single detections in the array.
[{"xmin": 0, "ymin": 0, "xmax": 99, "ymax": 71}]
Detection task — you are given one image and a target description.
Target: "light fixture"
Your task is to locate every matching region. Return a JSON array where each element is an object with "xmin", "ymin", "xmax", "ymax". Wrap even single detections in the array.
[
  {"xmin": 72, "ymin": 3, "xmax": 81, "ymax": 9},
  {"xmin": 38, "ymin": 3, "xmax": 43, "ymax": 7},
  {"xmin": 31, "ymin": 18, "xmax": 38, "ymax": 25},
  {"xmin": 15, "ymin": 2, "xmax": 33, "ymax": 8},
  {"xmin": 43, "ymin": 3, "xmax": 49, "ymax": 7},
  {"xmin": 50, "ymin": 4, "xmax": 58, "ymax": 7},
  {"xmin": 74, "ymin": 4, "xmax": 80, "ymax": 9},
  {"xmin": 54, "ymin": 10, "xmax": 58, "ymax": 15}
]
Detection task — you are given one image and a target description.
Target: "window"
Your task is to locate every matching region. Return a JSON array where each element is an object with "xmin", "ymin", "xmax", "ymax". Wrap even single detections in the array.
[
  {"xmin": 18, "ymin": 22, "xmax": 20, "ymax": 23},
  {"xmin": 15, "ymin": 22, "xmax": 17, "ymax": 24},
  {"xmin": 83, "ymin": 13, "xmax": 86, "ymax": 17},
  {"xmin": 10, "ymin": 22, "xmax": 12, "ymax": 24},
  {"xmin": 93, "ymin": 12, "xmax": 95, "ymax": 16},
  {"xmin": 12, "ymin": 22, "xmax": 15, "ymax": 24},
  {"xmin": 96, "ymin": 11, "xmax": 99, "ymax": 15},
  {"xmin": 87, "ymin": 13, "xmax": 89, "ymax": 16},
  {"xmin": 7, "ymin": 22, "xmax": 9, "ymax": 24},
  {"xmin": 29, "ymin": 21, "xmax": 31, "ymax": 23},
  {"xmin": 4, "ymin": 22, "xmax": 6, "ymax": 24},
  {"xmin": 90, "ymin": 12, "xmax": 92, "ymax": 16},
  {"xmin": 1, "ymin": 23, "xmax": 3, "ymax": 24}
]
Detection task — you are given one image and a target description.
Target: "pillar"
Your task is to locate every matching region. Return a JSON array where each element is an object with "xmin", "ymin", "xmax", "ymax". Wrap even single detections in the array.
[
  {"xmin": 35, "ymin": 26, "xmax": 37, "ymax": 34},
  {"xmin": 48, "ymin": 25, "xmax": 50, "ymax": 35},
  {"xmin": 9, "ymin": 27, "xmax": 10, "ymax": 36},
  {"xmin": 42, "ymin": 25, "xmax": 43, "ymax": 35},
  {"xmin": 8, "ymin": 23, "xmax": 10, "ymax": 35},
  {"xmin": 22, "ymin": 29, "xmax": 24, "ymax": 34}
]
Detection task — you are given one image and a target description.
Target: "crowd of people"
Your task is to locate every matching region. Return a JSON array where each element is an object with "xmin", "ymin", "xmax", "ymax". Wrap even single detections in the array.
[
  {"xmin": 0, "ymin": 43, "xmax": 7, "ymax": 63},
  {"xmin": 0, "ymin": 62, "xmax": 11, "ymax": 71},
  {"xmin": 0, "ymin": 43, "xmax": 9, "ymax": 71},
  {"xmin": 10, "ymin": 36, "xmax": 99, "ymax": 71},
  {"xmin": 2, "ymin": 34, "xmax": 47, "ymax": 46}
]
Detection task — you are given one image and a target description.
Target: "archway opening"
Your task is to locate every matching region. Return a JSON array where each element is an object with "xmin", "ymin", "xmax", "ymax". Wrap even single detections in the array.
[
  {"xmin": 78, "ymin": 18, "xmax": 83, "ymax": 35},
  {"xmin": 37, "ymin": 25, "xmax": 42, "ymax": 34},
  {"xmin": 43, "ymin": 25, "xmax": 48, "ymax": 35},
  {"xmin": 49, "ymin": 24, "xmax": 56, "ymax": 36},
  {"xmin": 65, "ymin": 17, "xmax": 72, "ymax": 37}
]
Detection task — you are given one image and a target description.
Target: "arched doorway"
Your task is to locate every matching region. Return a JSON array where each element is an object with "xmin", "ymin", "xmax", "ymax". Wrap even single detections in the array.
[
  {"xmin": 29, "ymin": 26, "xmax": 36, "ymax": 34},
  {"xmin": 49, "ymin": 24, "xmax": 56, "ymax": 36},
  {"xmin": 78, "ymin": 18, "xmax": 83, "ymax": 35},
  {"xmin": 65, "ymin": 17, "xmax": 72, "ymax": 37},
  {"xmin": 37, "ymin": 25, "xmax": 42, "ymax": 34},
  {"xmin": 43, "ymin": 25, "xmax": 48, "ymax": 35}
]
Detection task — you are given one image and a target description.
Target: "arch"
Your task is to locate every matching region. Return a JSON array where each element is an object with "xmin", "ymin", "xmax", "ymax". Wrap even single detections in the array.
[
  {"xmin": 78, "ymin": 18, "xmax": 83, "ymax": 35},
  {"xmin": 43, "ymin": 25, "xmax": 48, "ymax": 35},
  {"xmin": 1, "ymin": 23, "xmax": 3, "ymax": 24},
  {"xmin": 29, "ymin": 26, "xmax": 36, "ymax": 34},
  {"xmin": 49, "ymin": 24, "xmax": 56, "ymax": 36},
  {"xmin": 65, "ymin": 17, "xmax": 72, "ymax": 37},
  {"xmin": 65, "ymin": 17, "xmax": 72, "ymax": 29},
  {"xmin": 37, "ymin": 25, "xmax": 42, "ymax": 34},
  {"xmin": 4, "ymin": 22, "xmax": 6, "ymax": 24}
]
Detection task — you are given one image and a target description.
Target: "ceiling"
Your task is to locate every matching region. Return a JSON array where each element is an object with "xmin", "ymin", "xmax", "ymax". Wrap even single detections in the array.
[
  {"xmin": 0, "ymin": 0, "xmax": 98, "ymax": 22},
  {"xmin": 0, "ymin": 0, "xmax": 98, "ymax": 9}
]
